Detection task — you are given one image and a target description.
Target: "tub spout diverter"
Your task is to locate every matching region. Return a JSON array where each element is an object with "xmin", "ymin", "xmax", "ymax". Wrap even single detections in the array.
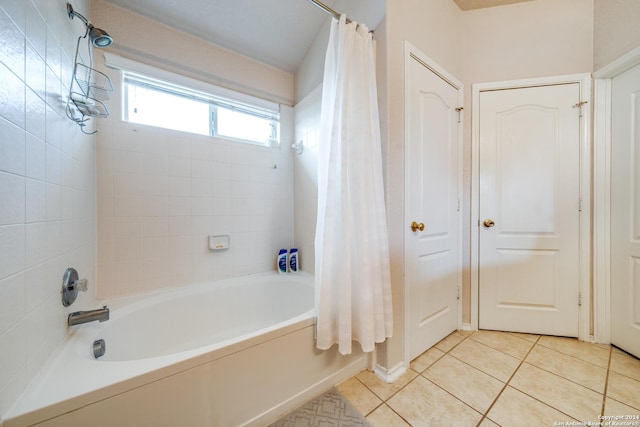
[{"xmin": 68, "ymin": 306, "xmax": 110, "ymax": 326}]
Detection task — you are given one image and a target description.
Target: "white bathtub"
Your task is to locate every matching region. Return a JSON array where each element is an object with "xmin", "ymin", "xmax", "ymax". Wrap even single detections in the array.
[{"xmin": 4, "ymin": 272, "xmax": 366, "ymax": 427}]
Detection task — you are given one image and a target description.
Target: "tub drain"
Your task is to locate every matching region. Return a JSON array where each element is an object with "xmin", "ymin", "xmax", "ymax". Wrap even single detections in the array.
[{"xmin": 93, "ymin": 339, "xmax": 106, "ymax": 359}]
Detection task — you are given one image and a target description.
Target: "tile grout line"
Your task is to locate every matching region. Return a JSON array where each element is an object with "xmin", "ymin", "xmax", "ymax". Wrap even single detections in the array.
[
  {"xmin": 361, "ymin": 332, "xmax": 472, "ymax": 426},
  {"xmin": 601, "ymin": 345, "xmax": 613, "ymax": 417},
  {"xmin": 474, "ymin": 334, "xmax": 542, "ymax": 427}
]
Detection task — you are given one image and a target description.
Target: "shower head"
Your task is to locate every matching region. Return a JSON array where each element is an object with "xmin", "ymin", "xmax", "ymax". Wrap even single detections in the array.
[
  {"xmin": 88, "ymin": 26, "xmax": 113, "ymax": 48},
  {"xmin": 67, "ymin": 3, "xmax": 113, "ymax": 48}
]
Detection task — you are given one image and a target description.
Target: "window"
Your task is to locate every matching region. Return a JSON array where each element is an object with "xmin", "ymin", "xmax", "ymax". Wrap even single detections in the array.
[{"xmin": 123, "ymin": 72, "xmax": 280, "ymax": 146}]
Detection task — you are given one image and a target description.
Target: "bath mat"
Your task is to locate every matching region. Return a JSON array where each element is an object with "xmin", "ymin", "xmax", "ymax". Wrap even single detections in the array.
[{"xmin": 269, "ymin": 387, "xmax": 373, "ymax": 427}]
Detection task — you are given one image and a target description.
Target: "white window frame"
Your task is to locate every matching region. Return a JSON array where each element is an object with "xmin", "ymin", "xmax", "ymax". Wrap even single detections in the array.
[{"xmin": 104, "ymin": 52, "xmax": 280, "ymax": 146}]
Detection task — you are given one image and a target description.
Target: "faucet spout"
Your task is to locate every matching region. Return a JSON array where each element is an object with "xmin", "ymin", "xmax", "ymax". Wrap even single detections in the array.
[{"xmin": 68, "ymin": 306, "xmax": 109, "ymax": 326}]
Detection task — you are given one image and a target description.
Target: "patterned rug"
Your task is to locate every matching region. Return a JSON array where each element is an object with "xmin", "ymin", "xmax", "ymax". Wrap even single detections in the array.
[{"xmin": 269, "ymin": 387, "xmax": 372, "ymax": 427}]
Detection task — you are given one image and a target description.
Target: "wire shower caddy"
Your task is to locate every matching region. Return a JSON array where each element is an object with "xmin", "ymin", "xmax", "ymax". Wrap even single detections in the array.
[{"xmin": 65, "ymin": 30, "xmax": 113, "ymax": 134}]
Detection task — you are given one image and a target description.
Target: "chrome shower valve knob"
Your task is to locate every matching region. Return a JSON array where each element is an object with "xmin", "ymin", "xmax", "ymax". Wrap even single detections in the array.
[{"xmin": 61, "ymin": 268, "xmax": 89, "ymax": 307}]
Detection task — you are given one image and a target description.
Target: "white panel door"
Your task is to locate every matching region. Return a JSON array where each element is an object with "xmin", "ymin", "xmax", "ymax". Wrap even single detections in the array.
[
  {"xmin": 478, "ymin": 84, "xmax": 581, "ymax": 336},
  {"xmin": 406, "ymin": 53, "xmax": 460, "ymax": 361},
  {"xmin": 611, "ymin": 62, "xmax": 640, "ymax": 358}
]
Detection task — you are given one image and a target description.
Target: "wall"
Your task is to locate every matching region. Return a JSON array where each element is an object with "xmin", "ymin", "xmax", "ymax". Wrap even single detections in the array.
[
  {"xmin": 91, "ymin": 1, "xmax": 293, "ymax": 106},
  {"xmin": 293, "ymin": 86, "xmax": 322, "ymax": 274},
  {"xmin": 377, "ymin": 0, "xmax": 463, "ymax": 374},
  {"xmin": 594, "ymin": 0, "xmax": 640, "ymax": 70},
  {"xmin": 459, "ymin": 0, "xmax": 593, "ymax": 324},
  {"xmin": 92, "ymin": 2, "xmax": 295, "ymax": 298},
  {"xmin": 0, "ymin": 0, "xmax": 97, "ymax": 420},
  {"xmin": 376, "ymin": 0, "xmax": 593, "ymax": 373}
]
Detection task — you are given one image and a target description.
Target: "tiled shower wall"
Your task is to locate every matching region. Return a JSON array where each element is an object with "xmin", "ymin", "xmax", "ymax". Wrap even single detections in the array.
[
  {"xmin": 96, "ymin": 104, "xmax": 295, "ymax": 298},
  {"xmin": 0, "ymin": 0, "xmax": 97, "ymax": 418},
  {"xmin": 293, "ymin": 85, "xmax": 322, "ymax": 274}
]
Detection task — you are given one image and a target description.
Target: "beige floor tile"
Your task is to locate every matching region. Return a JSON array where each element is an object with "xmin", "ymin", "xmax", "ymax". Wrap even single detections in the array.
[
  {"xmin": 510, "ymin": 363, "xmax": 603, "ymax": 421},
  {"xmin": 478, "ymin": 417, "xmax": 500, "ymax": 427},
  {"xmin": 434, "ymin": 331, "xmax": 467, "ymax": 353},
  {"xmin": 366, "ymin": 404, "xmax": 411, "ymax": 427},
  {"xmin": 336, "ymin": 377, "xmax": 382, "ymax": 416},
  {"xmin": 607, "ymin": 371, "xmax": 640, "ymax": 410},
  {"xmin": 610, "ymin": 350, "xmax": 640, "ymax": 382},
  {"xmin": 457, "ymin": 329, "xmax": 475, "ymax": 337},
  {"xmin": 508, "ymin": 332, "xmax": 540, "ymax": 343},
  {"xmin": 387, "ymin": 376, "xmax": 482, "ymax": 426},
  {"xmin": 410, "ymin": 347, "xmax": 445, "ymax": 373},
  {"xmin": 449, "ymin": 337, "xmax": 520, "ymax": 382},
  {"xmin": 423, "ymin": 355, "xmax": 504, "ymax": 413},
  {"xmin": 356, "ymin": 368, "xmax": 417, "ymax": 401},
  {"xmin": 604, "ymin": 397, "xmax": 640, "ymax": 417},
  {"xmin": 487, "ymin": 386, "xmax": 578, "ymax": 427},
  {"xmin": 525, "ymin": 344, "xmax": 607, "ymax": 393},
  {"xmin": 470, "ymin": 330, "xmax": 534, "ymax": 359},
  {"xmin": 537, "ymin": 336, "xmax": 611, "ymax": 368}
]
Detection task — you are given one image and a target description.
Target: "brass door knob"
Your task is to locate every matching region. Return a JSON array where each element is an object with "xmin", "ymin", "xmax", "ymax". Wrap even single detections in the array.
[
  {"xmin": 483, "ymin": 219, "xmax": 495, "ymax": 228},
  {"xmin": 411, "ymin": 221, "xmax": 425, "ymax": 232}
]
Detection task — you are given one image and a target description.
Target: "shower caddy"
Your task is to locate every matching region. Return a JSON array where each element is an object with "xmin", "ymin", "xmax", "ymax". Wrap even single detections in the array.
[{"xmin": 65, "ymin": 3, "xmax": 114, "ymax": 134}]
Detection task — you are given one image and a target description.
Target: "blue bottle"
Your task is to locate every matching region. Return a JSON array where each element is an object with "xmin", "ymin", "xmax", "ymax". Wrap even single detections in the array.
[
  {"xmin": 277, "ymin": 249, "xmax": 288, "ymax": 274},
  {"xmin": 289, "ymin": 248, "xmax": 299, "ymax": 273}
]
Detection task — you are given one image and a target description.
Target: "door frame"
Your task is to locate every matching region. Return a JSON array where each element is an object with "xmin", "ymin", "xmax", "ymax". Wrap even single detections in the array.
[
  {"xmin": 403, "ymin": 42, "xmax": 464, "ymax": 366},
  {"xmin": 593, "ymin": 47, "xmax": 640, "ymax": 344},
  {"xmin": 470, "ymin": 74, "xmax": 592, "ymax": 341}
]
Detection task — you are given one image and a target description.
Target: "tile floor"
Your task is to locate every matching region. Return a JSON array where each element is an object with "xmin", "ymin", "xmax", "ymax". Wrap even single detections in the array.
[{"xmin": 337, "ymin": 330, "xmax": 640, "ymax": 426}]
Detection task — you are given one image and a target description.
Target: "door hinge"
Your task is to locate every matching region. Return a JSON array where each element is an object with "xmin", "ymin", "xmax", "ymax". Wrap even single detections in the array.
[
  {"xmin": 573, "ymin": 101, "xmax": 588, "ymax": 117},
  {"xmin": 578, "ymin": 292, "xmax": 583, "ymax": 307},
  {"xmin": 457, "ymin": 286, "xmax": 461, "ymax": 300},
  {"xmin": 457, "ymin": 198, "xmax": 461, "ymax": 212},
  {"xmin": 578, "ymin": 197, "xmax": 583, "ymax": 212},
  {"xmin": 455, "ymin": 107, "xmax": 463, "ymax": 123}
]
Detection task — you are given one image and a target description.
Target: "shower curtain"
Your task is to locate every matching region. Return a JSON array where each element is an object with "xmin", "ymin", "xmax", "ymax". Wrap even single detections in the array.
[{"xmin": 315, "ymin": 15, "xmax": 393, "ymax": 355}]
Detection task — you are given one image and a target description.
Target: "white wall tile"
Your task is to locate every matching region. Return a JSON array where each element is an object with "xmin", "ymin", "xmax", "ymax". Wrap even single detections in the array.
[
  {"xmin": 25, "ymin": 222, "xmax": 47, "ymax": 268},
  {"xmin": 0, "ymin": 272, "xmax": 26, "ymax": 335},
  {"xmin": 25, "ymin": 87, "xmax": 46, "ymax": 139},
  {"xmin": 113, "ymin": 217, "xmax": 142, "ymax": 239},
  {"xmin": 0, "ymin": 172, "xmax": 25, "ymax": 226},
  {"xmin": 24, "ymin": 263, "xmax": 47, "ymax": 313},
  {"xmin": 0, "ymin": 62, "xmax": 26, "ymax": 128},
  {"xmin": 0, "ymin": 6, "xmax": 26, "ymax": 82},
  {"xmin": 0, "ymin": 116, "xmax": 26, "ymax": 176},
  {"xmin": 169, "ymin": 156, "xmax": 191, "ymax": 177},
  {"xmin": 0, "ymin": 224, "xmax": 25, "ymax": 280},
  {"xmin": 0, "ymin": 320, "xmax": 27, "ymax": 392},
  {"xmin": 168, "ymin": 216, "xmax": 192, "ymax": 236},
  {"xmin": 25, "ymin": 133, "xmax": 46, "ymax": 180},
  {"xmin": 142, "ymin": 195, "xmax": 168, "ymax": 217},
  {"xmin": 114, "ymin": 239, "xmax": 142, "ymax": 263}
]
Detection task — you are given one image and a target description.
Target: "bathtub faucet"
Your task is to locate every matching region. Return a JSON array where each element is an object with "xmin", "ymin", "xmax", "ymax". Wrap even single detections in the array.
[{"xmin": 68, "ymin": 306, "xmax": 110, "ymax": 326}]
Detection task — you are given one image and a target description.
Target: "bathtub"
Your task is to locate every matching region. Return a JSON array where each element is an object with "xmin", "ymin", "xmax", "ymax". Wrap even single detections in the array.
[{"xmin": 3, "ymin": 272, "xmax": 366, "ymax": 427}]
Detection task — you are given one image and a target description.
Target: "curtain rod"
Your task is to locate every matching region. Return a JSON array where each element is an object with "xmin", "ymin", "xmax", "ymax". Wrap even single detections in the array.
[{"xmin": 306, "ymin": 0, "xmax": 352, "ymax": 24}]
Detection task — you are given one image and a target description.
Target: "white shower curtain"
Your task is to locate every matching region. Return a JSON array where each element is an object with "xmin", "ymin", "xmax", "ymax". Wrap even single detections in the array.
[{"xmin": 315, "ymin": 15, "xmax": 393, "ymax": 355}]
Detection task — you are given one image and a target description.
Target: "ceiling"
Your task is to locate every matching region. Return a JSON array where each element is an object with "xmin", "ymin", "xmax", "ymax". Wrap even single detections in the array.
[
  {"xmin": 99, "ymin": 0, "xmax": 533, "ymax": 73},
  {"xmin": 100, "ymin": 0, "xmax": 385, "ymax": 74},
  {"xmin": 452, "ymin": 0, "xmax": 533, "ymax": 11}
]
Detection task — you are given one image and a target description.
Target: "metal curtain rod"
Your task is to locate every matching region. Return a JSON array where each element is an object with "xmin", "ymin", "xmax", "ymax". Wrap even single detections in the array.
[{"xmin": 306, "ymin": 0, "xmax": 352, "ymax": 24}]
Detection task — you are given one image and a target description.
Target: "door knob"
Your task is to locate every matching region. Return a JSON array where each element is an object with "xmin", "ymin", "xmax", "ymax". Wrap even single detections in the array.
[
  {"xmin": 483, "ymin": 219, "xmax": 495, "ymax": 228},
  {"xmin": 411, "ymin": 221, "xmax": 425, "ymax": 232}
]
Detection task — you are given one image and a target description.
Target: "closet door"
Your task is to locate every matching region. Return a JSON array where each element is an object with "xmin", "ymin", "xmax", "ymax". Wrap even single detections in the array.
[
  {"xmin": 478, "ymin": 83, "xmax": 581, "ymax": 336},
  {"xmin": 611, "ymin": 62, "xmax": 640, "ymax": 358}
]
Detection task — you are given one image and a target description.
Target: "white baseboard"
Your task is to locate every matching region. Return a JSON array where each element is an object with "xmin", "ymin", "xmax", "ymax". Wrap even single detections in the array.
[
  {"xmin": 373, "ymin": 361, "xmax": 407, "ymax": 383},
  {"xmin": 243, "ymin": 355, "xmax": 368, "ymax": 427},
  {"xmin": 460, "ymin": 323, "xmax": 475, "ymax": 332}
]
